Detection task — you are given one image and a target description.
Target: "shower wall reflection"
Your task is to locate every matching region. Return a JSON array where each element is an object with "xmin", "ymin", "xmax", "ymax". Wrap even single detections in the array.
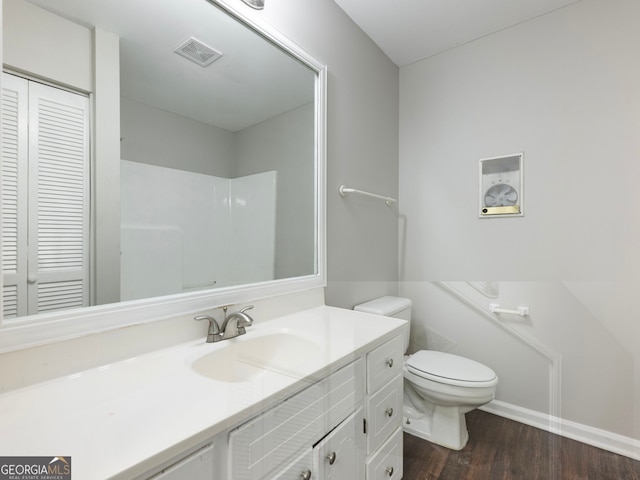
[
  {"xmin": 121, "ymin": 162, "xmax": 276, "ymax": 300},
  {"xmin": 120, "ymin": 98, "xmax": 315, "ymax": 298}
]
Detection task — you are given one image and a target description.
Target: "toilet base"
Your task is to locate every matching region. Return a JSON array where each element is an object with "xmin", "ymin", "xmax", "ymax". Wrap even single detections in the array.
[{"xmin": 402, "ymin": 403, "xmax": 470, "ymax": 450}]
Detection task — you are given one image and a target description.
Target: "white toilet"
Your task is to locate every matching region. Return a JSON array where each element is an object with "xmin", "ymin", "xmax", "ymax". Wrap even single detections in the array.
[{"xmin": 354, "ymin": 296, "xmax": 498, "ymax": 450}]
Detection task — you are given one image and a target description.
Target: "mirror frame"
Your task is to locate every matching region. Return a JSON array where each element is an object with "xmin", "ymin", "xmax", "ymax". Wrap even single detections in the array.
[{"xmin": 0, "ymin": 0, "xmax": 327, "ymax": 353}]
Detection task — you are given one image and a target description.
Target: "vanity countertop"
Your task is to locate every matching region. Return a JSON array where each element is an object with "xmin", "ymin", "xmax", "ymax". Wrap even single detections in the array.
[{"xmin": 0, "ymin": 305, "xmax": 405, "ymax": 479}]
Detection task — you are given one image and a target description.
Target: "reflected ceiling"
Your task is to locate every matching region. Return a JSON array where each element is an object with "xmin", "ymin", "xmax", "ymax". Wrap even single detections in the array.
[{"xmin": 28, "ymin": 0, "xmax": 311, "ymax": 131}]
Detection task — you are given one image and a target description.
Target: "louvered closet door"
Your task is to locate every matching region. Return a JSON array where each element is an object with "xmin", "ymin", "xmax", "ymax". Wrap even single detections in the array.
[
  {"xmin": 1, "ymin": 73, "xmax": 29, "ymax": 317},
  {"xmin": 1, "ymin": 73, "xmax": 90, "ymax": 317},
  {"xmin": 28, "ymin": 81, "xmax": 90, "ymax": 315}
]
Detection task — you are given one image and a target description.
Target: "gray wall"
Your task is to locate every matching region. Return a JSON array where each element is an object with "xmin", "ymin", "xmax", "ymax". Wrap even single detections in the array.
[
  {"xmin": 234, "ymin": 103, "xmax": 315, "ymax": 280},
  {"xmin": 399, "ymin": 0, "xmax": 640, "ymax": 442},
  {"xmin": 121, "ymin": 97, "xmax": 235, "ymax": 178},
  {"xmin": 241, "ymin": 0, "xmax": 400, "ymax": 308}
]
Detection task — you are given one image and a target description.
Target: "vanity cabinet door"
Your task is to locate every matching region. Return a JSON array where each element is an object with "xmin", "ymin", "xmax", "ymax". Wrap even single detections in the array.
[
  {"xmin": 147, "ymin": 443, "xmax": 214, "ymax": 480},
  {"xmin": 271, "ymin": 449, "xmax": 313, "ymax": 480},
  {"xmin": 314, "ymin": 408, "xmax": 365, "ymax": 480},
  {"xmin": 229, "ymin": 359, "xmax": 362, "ymax": 480}
]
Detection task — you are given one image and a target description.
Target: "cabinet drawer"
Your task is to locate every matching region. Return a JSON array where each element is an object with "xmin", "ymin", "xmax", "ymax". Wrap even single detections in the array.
[
  {"xmin": 366, "ymin": 427, "xmax": 403, "ymax": 480},
  {"xmin": 229, "ymin": 359, "xmax": 363, "ymax": 480},
  {"xmin": 366, "ymin": 374, "xmax": 403, "ymax": 454},
  {"xmin": 366, "ymin": 336, "xmax": 403, "ymax": 393}
]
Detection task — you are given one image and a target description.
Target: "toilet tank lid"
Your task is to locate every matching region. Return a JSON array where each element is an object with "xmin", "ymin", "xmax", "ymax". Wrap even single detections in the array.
[{"xmin": 354, "ymin": 296, "xmax": 412, "ymax": 316}]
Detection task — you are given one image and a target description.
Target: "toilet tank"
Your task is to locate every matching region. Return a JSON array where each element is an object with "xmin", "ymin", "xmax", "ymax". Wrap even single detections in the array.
[{"xmin": 354, "ymin": 296, "xmax": 412, "ymax": 351}]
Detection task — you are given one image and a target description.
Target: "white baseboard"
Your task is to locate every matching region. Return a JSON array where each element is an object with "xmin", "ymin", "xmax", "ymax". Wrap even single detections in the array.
[{"xmin": 480, "ymin": 400, "xmax": 640, "ymax": 462}]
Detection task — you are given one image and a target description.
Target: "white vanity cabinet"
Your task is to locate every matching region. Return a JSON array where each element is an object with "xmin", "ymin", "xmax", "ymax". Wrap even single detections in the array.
[
  {"xmin": 139, "ymin": 329, "xmax": 405, "ymax": 480},
  {"xmin": 364, "ymin": 335, "xmax": 404, "ymax": 480},
  {"xmin": 0, "ymin": 298, "xmax": 409, "ymax": 480}
]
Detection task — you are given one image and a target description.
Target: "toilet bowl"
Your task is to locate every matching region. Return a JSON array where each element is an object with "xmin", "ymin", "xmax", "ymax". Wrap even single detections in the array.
[
  {"xmin": 403, "ymin": 350, "xmax": 498, "ymax": 449},
  {"xmin": 354, "ymin": 296, "xmax": 498, "ymax": 450}
]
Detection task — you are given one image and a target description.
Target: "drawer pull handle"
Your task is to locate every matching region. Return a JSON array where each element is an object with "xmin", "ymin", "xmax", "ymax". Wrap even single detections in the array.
[
  {"xmin": 385, "ymin": 407, "xmax": 394, "ymax": 417},
  {"xmin": 300, "ymin": 469, "xmax": 312, "ymax": 480},
  {"xmin": 385, "ymin": 358, "xmax": 394, "ymax": 368},
  {"xmin": 386, "ymin": 466, "xmax": 394, "ymax": 476},
  {"xmin": 326, "ymin": 452, "xmax": 336, "ymax": 465}
]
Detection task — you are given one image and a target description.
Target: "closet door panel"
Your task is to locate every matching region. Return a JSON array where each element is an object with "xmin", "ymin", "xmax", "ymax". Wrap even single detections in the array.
[
  {"xmin": 1, "ymin": 73, "xmax": 90, "ymax": 318},
  {"xmin": 28, "ymin": 81, "xmax": 90, "ymax": 314},
  {"xmin": 1, "ymin": 73, "xmax": 29, "ymax": 318}
]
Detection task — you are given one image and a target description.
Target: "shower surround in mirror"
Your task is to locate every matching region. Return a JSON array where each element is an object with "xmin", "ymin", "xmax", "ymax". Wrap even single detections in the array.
[{"xmin": 120, "ymin": 160, "xmax": 276, "ymax": 300}]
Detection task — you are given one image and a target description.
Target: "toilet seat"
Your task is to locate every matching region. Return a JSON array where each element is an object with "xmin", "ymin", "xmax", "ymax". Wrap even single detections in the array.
[{"xmin": 407, "ymin": 351, "xmax": 497, "ymax": 388}]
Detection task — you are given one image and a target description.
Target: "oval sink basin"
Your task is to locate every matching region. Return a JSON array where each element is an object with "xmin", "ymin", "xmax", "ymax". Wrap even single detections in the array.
[{"xmin": 191, "ymin": 333, "xmax": 323, "ymax": 382}]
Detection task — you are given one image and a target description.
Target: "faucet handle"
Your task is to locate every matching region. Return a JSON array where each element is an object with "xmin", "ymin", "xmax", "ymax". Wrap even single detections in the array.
[
  {"xmin": 234, "ymin": 305, "xmax": 255, "ymax": 336},
  {"xmin": 194, "ymin": 315, "xmax": 222, "ymax": 342},
  {"xmin": 239, "ymin": 305, "xmax": 254, "ymax": 326},
  {"xmin": 194, "ymin": 315, "xmax": 220, "ymax": 330}
]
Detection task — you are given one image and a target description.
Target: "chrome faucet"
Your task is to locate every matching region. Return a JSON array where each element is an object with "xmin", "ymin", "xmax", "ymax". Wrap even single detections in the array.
[
  {"xmin": 220, "ymin": 305, "xmax": 254, "ymax": 339},
  {"xmin": 194, "ymin": 305, "xmax": 254, "ymax": 343}
]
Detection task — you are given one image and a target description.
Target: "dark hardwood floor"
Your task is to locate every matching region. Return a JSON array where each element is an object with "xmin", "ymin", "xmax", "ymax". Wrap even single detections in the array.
[{"xmin": 403, "ymin": 410, "xmax": 640, "ymax": 480}]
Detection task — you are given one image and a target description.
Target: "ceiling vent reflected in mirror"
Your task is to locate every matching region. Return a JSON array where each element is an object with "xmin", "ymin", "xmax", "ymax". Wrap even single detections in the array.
[
  {"xmin": 174, "ymin": 37, "xmax": 223, "ymax": 67},
  {"xmin": 241, "ymin": 0, "xmax": 265, "ymax": 9}
]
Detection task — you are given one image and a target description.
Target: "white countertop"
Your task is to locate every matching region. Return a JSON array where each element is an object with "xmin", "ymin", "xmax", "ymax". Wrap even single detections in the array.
[{"xmin": 0, "ymin": 306, "xmax": 405, "ymax": 479}]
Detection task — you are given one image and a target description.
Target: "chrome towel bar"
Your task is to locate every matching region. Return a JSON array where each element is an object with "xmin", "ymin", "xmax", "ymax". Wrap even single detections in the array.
[
  {"xmin": 490, "ymin": 303, "xmax": 530, "ymax": 317},
  {"xmin": 339, "ymin": 185, "xmax": 397, "ymax": 206}
]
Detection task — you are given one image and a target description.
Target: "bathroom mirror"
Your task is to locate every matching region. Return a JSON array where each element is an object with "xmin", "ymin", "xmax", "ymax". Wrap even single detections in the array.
[{"xmin": 0, "ymin": 0, "xmax": 326, "ymax": 350}]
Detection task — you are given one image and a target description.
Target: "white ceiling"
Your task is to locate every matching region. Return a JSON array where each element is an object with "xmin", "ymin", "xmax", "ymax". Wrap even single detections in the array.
[{"xmin": 334, "ymin": 0, "xmax": 581, "ymax": 66}]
